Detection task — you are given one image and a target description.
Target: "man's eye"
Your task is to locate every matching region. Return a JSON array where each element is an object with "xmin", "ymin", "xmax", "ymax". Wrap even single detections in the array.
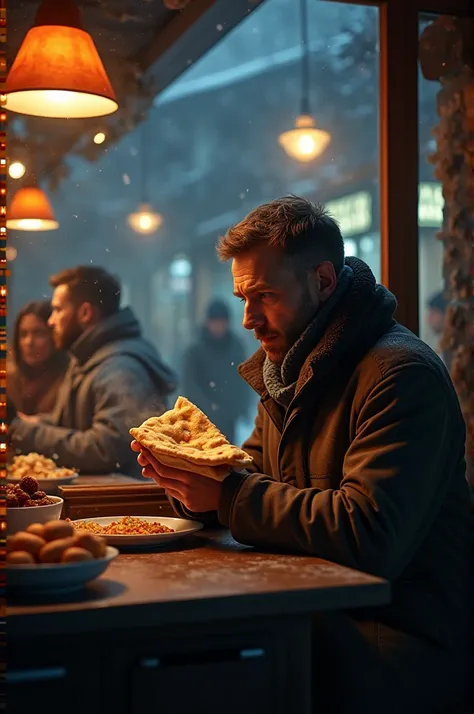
[
  {"xmin": 238, "ymin": 297, "xmax": 245, "ymax": 303},
  {"xmin": 259, "ymin": 292, "xmax": 272, "ymax": 299}
]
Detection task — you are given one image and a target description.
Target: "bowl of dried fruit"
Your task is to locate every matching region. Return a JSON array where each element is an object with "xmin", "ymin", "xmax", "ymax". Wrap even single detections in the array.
[{"xmin": 7, "ymin": 475, "xmax": 63, "ymax": 534}]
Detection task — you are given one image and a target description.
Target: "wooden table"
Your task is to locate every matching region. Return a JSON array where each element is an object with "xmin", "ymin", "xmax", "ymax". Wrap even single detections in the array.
[{"xmin": 8, "ymin": 529, "xmax": 390, "ymax": 714}]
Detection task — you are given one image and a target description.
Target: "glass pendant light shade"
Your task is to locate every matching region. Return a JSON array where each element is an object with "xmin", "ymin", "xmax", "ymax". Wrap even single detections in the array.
[
  {"xmin": 5, "ymin": 0, "xmax": 118, "ymax": 119},
  {"xmin": 278, "ymin": 0, "xmax": 330, "ymax": 163},
  {"xmin": 127, "ymin": 124, "xmax": 163, "ymax": 236},
  {"xmin": 278, "ymin": 114, "xmax": 331, "ymax": 162},
  {"xmin": 127, "ymin": 203, "xmax": 163, "ymax": 235},
  {"xmin": 7, "ymin": 186, "xmax": 59, "ymax": 231}
]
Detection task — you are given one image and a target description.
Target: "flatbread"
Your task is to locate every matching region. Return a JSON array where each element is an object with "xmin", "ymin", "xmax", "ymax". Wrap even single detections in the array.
[{"xmin": 130, "ymin": 396, "xmax": 253, "ymax": 482}]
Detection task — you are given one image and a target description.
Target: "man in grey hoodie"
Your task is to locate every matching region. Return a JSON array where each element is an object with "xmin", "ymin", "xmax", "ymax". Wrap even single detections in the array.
[{"xmin": 9, "ymin": 265, "xmax": 177, "ymax": 476}]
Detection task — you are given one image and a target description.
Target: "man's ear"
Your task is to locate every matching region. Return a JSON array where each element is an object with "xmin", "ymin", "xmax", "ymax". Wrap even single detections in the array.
[
  {"xmin": 310, "ymin": 261, "xmax": 338, "ymax": 303},
  {"xmin": 77, "ymin": 302, "xmax": 95, "ymax": 326}
]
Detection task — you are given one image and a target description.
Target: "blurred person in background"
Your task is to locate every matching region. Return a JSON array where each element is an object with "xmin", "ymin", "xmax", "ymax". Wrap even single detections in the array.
[
  {"xmin": 425, "ymin": 290, "xmax": 448, "ymax": 365},
  {"xmin": 181, "ymin": 299, "xmax": 252, "ymax": 444},
  {"xmin": 7, "ymin": 300, "xmax": 69, "ymax": 415},
  {"xmin": 8, "ymin": 266, "xmax": 177, "ymax": 476},
  {"xmin": 426, "ymin": 290, "xmax": 447, "ymax": 338}
]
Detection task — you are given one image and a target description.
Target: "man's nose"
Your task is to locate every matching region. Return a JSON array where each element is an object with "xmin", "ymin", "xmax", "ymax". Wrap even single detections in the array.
[{"xmin": 242, "ymin": 305, "xmax": 264, "ymax": 331}]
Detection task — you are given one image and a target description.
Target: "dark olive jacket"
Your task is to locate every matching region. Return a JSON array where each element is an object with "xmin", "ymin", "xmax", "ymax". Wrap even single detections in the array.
[{"xmin": 172, "ymin": 259, "xmax": 472, "ymax": 711}]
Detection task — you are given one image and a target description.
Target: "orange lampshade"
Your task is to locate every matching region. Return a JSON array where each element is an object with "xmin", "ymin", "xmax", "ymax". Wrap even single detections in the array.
[
  {"xmin": 7, "ymin": 186, "xmax": 59, "ymax": 231},
  {"xmin": 5, "ymin": 0, "xmax": 118, "ymax": 119}
]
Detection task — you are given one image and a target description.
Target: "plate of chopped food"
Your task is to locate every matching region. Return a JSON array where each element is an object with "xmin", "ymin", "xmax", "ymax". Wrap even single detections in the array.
[
  {"xmin": 7, "ymin": 453, "xmax": 78, "ymax": 493},
  {"xmin": 68, "ymin": 515, "xmax": 203, "ymax": 546}
]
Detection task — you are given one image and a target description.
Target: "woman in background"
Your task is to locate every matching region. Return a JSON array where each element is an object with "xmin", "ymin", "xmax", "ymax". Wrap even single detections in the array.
[{"xmin": 7, "ymin": 300, "xmax": 69, "ymax": 415}]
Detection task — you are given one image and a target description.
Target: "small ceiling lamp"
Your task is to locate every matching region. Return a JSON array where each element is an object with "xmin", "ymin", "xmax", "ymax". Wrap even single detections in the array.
[
  {"xmin": 8, "ymin": 161, "xmax": 26, "ymax": 180},
  {"xmin": 7, "ymin": 185, "xmax": 59, "ymax": 231},
  {"xmin": 278, "ymin": 0, "xmax": 330, "ymax": 163},
  {"xmin": 5, "ymin": 0, "xmax": 118, "ymax": 119},
  {"xmin": 128, "ymin": 205, "xmax": 163, "ymax": 235},
  {"xmin": 127, "ymin": 124, "xmax": 162, "ymax": 236},
  {"xmin": 93, "ymin": 131, "xmax": 106, "ymax": 145}
]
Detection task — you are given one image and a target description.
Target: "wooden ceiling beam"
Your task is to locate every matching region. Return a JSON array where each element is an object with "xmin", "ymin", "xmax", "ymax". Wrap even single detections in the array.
[{"xmin": 134, "ymin": 0, "xmax": 266, "ymax": 93}]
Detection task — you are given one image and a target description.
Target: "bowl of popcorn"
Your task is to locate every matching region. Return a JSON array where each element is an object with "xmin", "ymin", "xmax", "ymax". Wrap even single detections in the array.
[
  {"xmin": 7, "ymin": 453, "xmax": 78, "ymax": 494},
  {"xmin": 7, "ymin": 475, "xmax": 63, "ymax": 534}
]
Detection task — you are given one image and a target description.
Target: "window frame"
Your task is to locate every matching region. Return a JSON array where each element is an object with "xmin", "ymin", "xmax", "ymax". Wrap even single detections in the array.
[{"xmin": 324, "ymin": 0, "xmax": 472, "ymax": 335}]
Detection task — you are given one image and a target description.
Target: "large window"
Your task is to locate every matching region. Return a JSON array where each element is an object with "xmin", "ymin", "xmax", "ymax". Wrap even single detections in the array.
[{"xmin": 9, "ymin": 0, "xmax": 382, "ymax": 442}]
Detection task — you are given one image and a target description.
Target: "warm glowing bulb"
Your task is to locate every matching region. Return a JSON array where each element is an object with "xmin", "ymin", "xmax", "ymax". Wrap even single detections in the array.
[
  {"xmin": 297, "ymin": 133, "xmax": 316, "ymax": 156},
  {"xmin": 8, "ymin": 161, "xmax": 26, "ymax": 179},
  {"xmin": 139, "ymin": 214, "xmax": 152, "ymax": 230},
  {"xmin": 278, "ymin": 115, "xmax": 330, "ymax": 163},
  {"xmin": 93, "ymin": 131, "xmax": 106, "ymax": 145},
  {"xmin": 127, "ymin": 203, "xmax": 163, "ymax": 235}
]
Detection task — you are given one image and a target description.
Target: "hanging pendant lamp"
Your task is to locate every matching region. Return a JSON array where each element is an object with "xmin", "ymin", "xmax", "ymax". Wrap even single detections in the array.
[
  {"xmin": 5, "ymin": 0, "xmax": 118, "ymax": 119},
  {"xmin": 127, "ymin": 124, "xmax": 162, "ymax": 236},
  {"xmin": 7, "ymin": 185, "xmax": 59, "ymax": 231},
  {"xmin": 278, "ymin": 0, "xmax": 330, "ymax": 163}
]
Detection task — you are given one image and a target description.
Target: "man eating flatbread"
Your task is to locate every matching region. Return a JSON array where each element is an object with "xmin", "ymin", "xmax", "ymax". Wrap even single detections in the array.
[{"xmin": 130, "ymin": 196, "xmax": 471, "ymax": 714}]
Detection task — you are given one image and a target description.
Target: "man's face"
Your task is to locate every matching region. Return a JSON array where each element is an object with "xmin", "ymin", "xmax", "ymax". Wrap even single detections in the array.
[
  {"xmin": 232, "ymin": 246, "xmax": 323, "ymax": 365},
  {"xmin": 426, "ymin": 308, "xmax": 445, "ymax": 336},
  {"xmin": 207, "ymin": 318, "xmax": 228, "ymax": 338},
  {"xmin": 48, "ymin": 284, "xmax": 83, "ymax": 351}
]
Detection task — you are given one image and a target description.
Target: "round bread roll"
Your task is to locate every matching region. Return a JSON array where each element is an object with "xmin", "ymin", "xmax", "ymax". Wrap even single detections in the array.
[
  {"xmin": 73, "ymin": 531, "xmax": 107, "ymax": 559},
  {"xmin": 43, "ymin": 520, "xmax": 75, "ymax": 542},
  {"xmin": 7, "ymin": 550, "xmax": 35, "ymax": 565},
  {"xmin": 39, "ymin": 537, "xmax": 77, "ymax": 563},
  {"xmin": 26, "ymin": 523, "xmax": 46, "ymax": 538},
  {"xmin": 61, "ymin": 547, "xmax": 94, "ymax": 563},
  {"xmin": 8, "ymin": 532, "xmax": 45, "ymax": 557}
]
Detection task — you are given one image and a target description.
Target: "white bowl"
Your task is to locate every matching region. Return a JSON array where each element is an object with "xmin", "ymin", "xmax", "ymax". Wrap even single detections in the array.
[{"xmin": 7, "ymin": 496, "xmax": 64, "ymax": 534}]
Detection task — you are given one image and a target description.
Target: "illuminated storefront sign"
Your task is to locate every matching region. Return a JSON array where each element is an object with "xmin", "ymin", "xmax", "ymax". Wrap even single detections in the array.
[
  {"xmin": 418, "ymin": 182, "xmax": 444, "ymax": 227},
  {"xmin": 326, "ymin": 191, "xmax": 372, "ymax": 237},
  {"xmin": 325, "ymin": 183, "xmax": 443, "ymax": 235}
]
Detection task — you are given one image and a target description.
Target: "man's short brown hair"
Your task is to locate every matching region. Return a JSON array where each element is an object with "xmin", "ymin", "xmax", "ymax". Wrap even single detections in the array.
[
  {"xmin": 217, "ymin": 195, "xmax": 345, "ymax": 274},
  {"xmin": 49, "ymin": 265, "xmax": 121, "ymax": 318}
]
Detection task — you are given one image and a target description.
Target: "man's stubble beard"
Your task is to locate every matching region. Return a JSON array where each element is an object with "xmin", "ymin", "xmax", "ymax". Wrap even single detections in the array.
[{"xmin": 55, "ymin": 317, "xmax": 83, "ymax": 352}]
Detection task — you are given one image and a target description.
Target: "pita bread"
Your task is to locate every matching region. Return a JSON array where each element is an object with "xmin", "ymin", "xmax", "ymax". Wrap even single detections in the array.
[{"xmin": 130, "ymin": 396, "xmax": 253, "ymax": 482}]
